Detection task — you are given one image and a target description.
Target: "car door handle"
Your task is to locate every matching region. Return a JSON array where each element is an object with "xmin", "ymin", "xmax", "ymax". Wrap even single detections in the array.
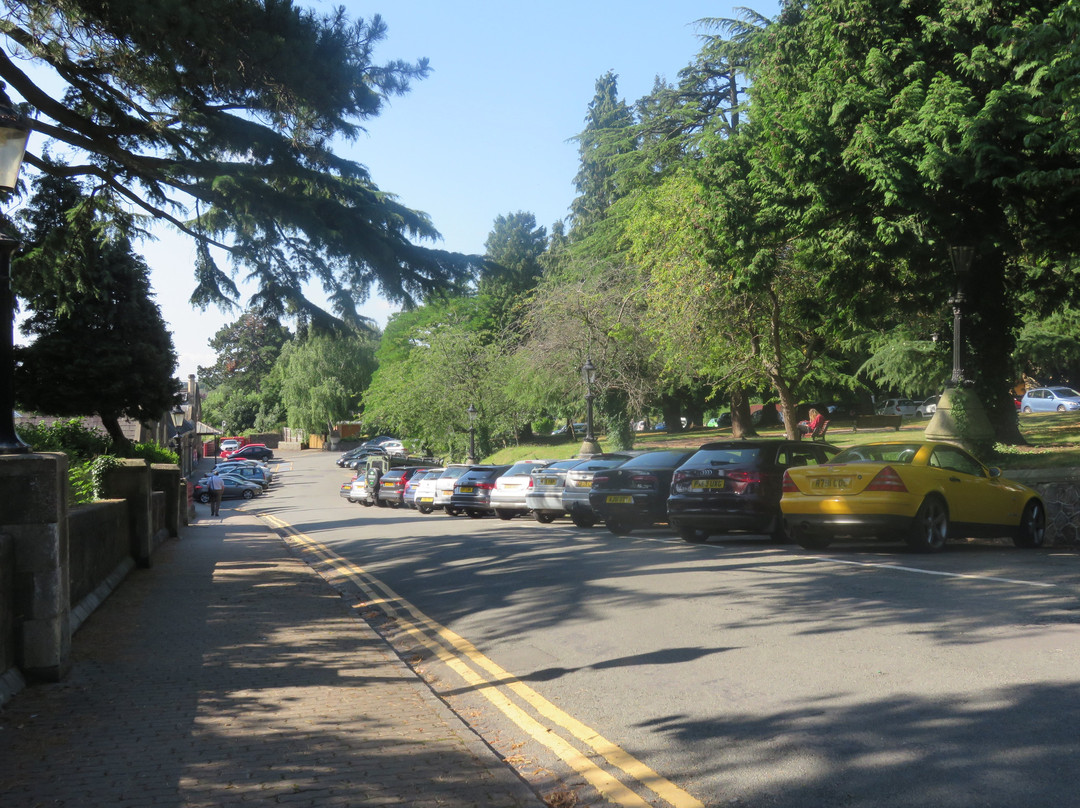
[{"xmin": 949, "ymin": 477, "xmax": 962, "ymax": 483}]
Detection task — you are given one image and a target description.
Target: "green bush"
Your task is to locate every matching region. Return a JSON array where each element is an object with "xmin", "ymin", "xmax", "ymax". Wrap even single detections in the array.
[{"xmin": 129, "ymin": 441, "xmax": 179, "ymax": 464}]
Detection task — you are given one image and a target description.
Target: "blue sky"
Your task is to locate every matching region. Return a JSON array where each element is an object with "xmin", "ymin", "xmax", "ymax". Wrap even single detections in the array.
[{"xmin": 135, "ymin": 1, "xmax": 780, "ymax": 376}]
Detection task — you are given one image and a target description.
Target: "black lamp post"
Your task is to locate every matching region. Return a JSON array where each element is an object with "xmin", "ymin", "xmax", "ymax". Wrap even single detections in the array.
[
  {"xmin": 466, "ymin": 404, "xmax": 478, "ymax": 465},
  {"xmin": 580, "ymin": 357, "xmax": 601, "ymax": 456},
  {"xmin": 947, "ymin": 245, "xmax": 973, "ymax": 387},
  {"xmin": 0, "ymin": 89, "xmax": 31, "ymax": 455}
]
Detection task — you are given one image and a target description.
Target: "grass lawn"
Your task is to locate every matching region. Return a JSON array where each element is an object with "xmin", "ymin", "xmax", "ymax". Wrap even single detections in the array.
[{"xmin": 486, "ymin": 412, "xmax": 1080, "ymax": 470}]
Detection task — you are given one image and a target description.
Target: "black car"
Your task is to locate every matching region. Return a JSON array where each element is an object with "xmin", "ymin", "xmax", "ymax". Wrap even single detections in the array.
[
  {"xmin": 376, "ymin": 466, "xmax": 427, "ymax": 507},
  {"xmin": 225, "ymin": 444, "xmax": 274, "ymax": 461},
  {"xmin": 588, "ymin": 450, "xmax": 695, "ymax": 535},
  {"xmin": 449, "ymin": 465, "xmax": 511, "ymax": 518},
  {"xmin": 667, "ymin": 439, "xmax": 838, "ymax": 543}
]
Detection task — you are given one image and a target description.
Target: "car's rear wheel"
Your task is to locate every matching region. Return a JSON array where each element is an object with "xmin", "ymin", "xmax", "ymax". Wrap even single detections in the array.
[
  {"xmin": 496, "ymin": 509, "xmax": 514, "ymax": 520},
  {"xmin": 534, "ymin": 512, "xmax": 556, "ymax": 524},
  {"xmin": 1013, "ymin": 500, "xmax": 1046, "ymax": 548},
  {"xmin": 197, "ymin": 492, "xmax": 210, "ymax": 504},
  {"xmin": 418, "ymin": 504, "xmax": 433, "ymax": 515},
  {"xmin": 388, "ymin": 500, "xmax": 400, "ymax": 509},
  {"xmin": 606, "ymin": 518, "xmax": 632, "ymax": 536},
  {"xmin": 677, "ymin": 524, "xmax": 708, "ymax": 543},
  {"xmin": 571, "ymin": 513, "xmax": 596, "ymax": 528},
  {"xmin": 1023, "ymin": 406, "xmax": 1033, "ymax": 413},
  {"xmin": 906, "ymin": 496, "xmax": 948, "ymax": 552},
  {"xmin": 444, "ymin": 506, "xmax": 460, "ymax": 516},
  {"xmin": 242, "ymin": 489, "xmax": 254, "ymax": 499},
  {"xmin": 466, "ymin": 508, "xmax": 485, "ymax": 519},
  {"xmin": 360, "ymin": 499, "xmax": 372, "ymax": 507}
]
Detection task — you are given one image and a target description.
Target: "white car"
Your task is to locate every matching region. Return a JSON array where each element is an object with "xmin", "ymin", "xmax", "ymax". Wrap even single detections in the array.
[
  {"xmin": 489, "ymin": 459, "xmax": 553, "ymax": 520},
  {"xmin": 411, "ymin": 468, "xmax": 444, "ymax": 514},
  {"xmin": 220, "ymin": 438, "xmax": 242, "ymax": 453},
  {"xmin": 915, "ymin": 395, "xmax": 940, "ymax": 418},
  {"xmin": 876, "ymin": 398, "xmax": 919, "ymax": 417}
]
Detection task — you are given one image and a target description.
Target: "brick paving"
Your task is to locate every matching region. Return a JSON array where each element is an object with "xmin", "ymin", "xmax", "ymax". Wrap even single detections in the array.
[{"xmin": 0, "ymin": 502, "xmax": 543, "ymax": 808}]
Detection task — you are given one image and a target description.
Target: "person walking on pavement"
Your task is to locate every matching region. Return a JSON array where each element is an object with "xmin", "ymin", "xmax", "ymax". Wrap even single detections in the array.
[{"xmin": 207, "ymin": 468, "xmax": 225, "ymax": 516}]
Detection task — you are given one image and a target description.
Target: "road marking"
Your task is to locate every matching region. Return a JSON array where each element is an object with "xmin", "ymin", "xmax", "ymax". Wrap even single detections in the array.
[
  {"xmin": 261, "ymin": 512, "xmax": 704, "ymax": 808},
  {"xmin": 821, "ymin": 557, "xmax": 1056, "ymax": 587}
]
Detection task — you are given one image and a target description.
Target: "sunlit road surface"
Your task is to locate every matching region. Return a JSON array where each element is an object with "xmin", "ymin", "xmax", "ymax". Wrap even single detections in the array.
[{"xmin": 254, "ymin": 451, "xmax": 1080, "ymax": 808}]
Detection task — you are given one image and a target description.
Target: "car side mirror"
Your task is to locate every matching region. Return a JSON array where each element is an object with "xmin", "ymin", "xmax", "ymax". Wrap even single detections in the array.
[{"xmin": 988, "ymin": 467, "xmax": 1002, "ymax": 478}]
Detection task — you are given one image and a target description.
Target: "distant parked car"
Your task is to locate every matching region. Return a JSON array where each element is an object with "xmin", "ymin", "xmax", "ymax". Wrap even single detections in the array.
[
  {"xmin": 667, "ymin": 439, "xmax": 838, "ymax": 543},
  {"xmin": 489, "ymin": 460, "xmax": 554, "ymax": 519},
  {"xmin": 588, "ymin": 450, "xmax": 694, "ymax": 535},
  {"xmin": 560, "ymin": 453, "xmax": 640, "ymax": 528},
  {"xmin": 220, "ymin": 438, "xmax": 243, "ymax": 453},
  {"xmin": 376, "ymin": 466, "xmax": 428, "ymax": 508},
  {"xmin": 1020, "ymin": 387, "xmax": 1080, "ymax": 413},
  {"xmin": 525, "ymin": 459, "xmax": 589, "ymax": 523},
  {"xmin": 193, "ymin": 474, "xmax": 262, "ymax": 503},
  {"xmin": 915, "ymin": 395, "xmax": 940, "ymax": 419},
  {"xmin": 450, "ymin": 465, "xmax": 511, "ymax": 518},
  {"xmin": 433, "ymin": 465, "xmax": 471, "ymax": 515},
  {"xmin": 214, "ymin": 462, "xmax": 272, "ymax": 488},
  {"xmin": 411, "ymin": 469, "xmax": 444, "ymax": 514},
  {"xmin": 875, "ymin": 398, "xmax": 918, "ymax": 417},
  {"xmin": 222, "ymin": 443, "xmax": 274, "ymax": 461},
  {"xmin": 551, "ymin": 423, "xmax": 588, "ymax": 437}
]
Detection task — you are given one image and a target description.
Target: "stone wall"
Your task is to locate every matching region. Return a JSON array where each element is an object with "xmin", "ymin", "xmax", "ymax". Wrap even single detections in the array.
[{"xmin": 1004, "ymin": 468, "xmax": 1080, "ymax": 547}]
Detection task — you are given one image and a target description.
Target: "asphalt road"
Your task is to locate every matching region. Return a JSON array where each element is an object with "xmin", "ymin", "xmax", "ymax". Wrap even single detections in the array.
[{"xmin": 254, "ymin": 450, "xmax": 1080, "ymax": 808}]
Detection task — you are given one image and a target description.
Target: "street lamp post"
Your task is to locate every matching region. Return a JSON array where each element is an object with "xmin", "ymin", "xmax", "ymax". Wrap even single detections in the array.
[
  {"xmin": 580, "ymin": 357, "xmax": 601, "ymax": 456},
  {"xmin": 466, "ymin": 404, "xmax": 478, "ymax": 465},
  {"xmin": 947, "ymin": 245, "xmax": 973, "ymax": 387},
  {"xmin": 0, "ymin": 89, "xmax": 31, "ymax": 455}
]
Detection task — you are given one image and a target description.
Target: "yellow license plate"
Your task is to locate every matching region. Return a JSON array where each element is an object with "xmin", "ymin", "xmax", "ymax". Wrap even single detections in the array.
[
  {"xmin": 420, "ymin": 497, "xmax": 433, "ymax": 502},
  {"xmin": 459, "ymin": 486, "xmax": 474, "ymax": 493},
  {"xmin": 606, "ymin": 495, "xmax": 633, "ymax": 504},
  {"xmin": 691, "ymin": 479, "xmax": 725, "ymax": 489},
  {"xmin": 575, "ymin": 480, "xmax": 592, "ymax": 488},
  {"xmin": 502, "ymin": 483, "xmax": 520, "ymax": 489},
  {"xmin": 539, "ymin": 477, "xmax": 558, "ymax": 486},
  {"xmin": 812, "ymin": 477, "xmax": 851, "ymax": 490}
]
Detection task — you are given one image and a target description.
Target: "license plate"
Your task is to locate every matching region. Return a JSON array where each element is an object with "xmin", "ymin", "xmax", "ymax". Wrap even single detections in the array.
[
  {"xmin": 691, "ymin": 479, "xmax": 725, "ymax": 489},
  {"xmin": 812, "ymin": 477, "xmax": 851, "ymax": 490},
  {"xmin": 606, "ymin": 495, "xmax": 633, "ymax": 504},
  {"xmin": 420, "ymin": 497, "xmax": 433, "ymax": 503},
  {"xmin": 502, "ymin": 483, "xmax": 520, "ymax": 489},
  {"xmin": 539, "ymin": 477, "xmax": 558, "ymax": 486},
  {"xmin": 459, "ymin": 486, "xmax": 474, "ymax": 493},
  {"xmin": 575, "ymin": 480, "xmax": 592, "ymax": 488}
]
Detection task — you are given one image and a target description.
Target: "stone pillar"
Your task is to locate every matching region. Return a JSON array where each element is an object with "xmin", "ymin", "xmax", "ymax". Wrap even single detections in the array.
[
  {"xmin": 0, "ymin": 452, "xmax": 70, "ymax": 682},
  {"xmin": 100, "ymin": 459, "xmax": 153, "ymax": 568},
  {"xmin": 150, "ymin": 464, "xmax": 182, "ymax": 538}
]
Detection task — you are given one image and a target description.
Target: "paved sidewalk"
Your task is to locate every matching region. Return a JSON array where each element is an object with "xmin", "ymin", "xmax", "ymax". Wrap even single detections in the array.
[{"xmin": 0, "ymin": 501, "xmax": 544, "ymax": 806}]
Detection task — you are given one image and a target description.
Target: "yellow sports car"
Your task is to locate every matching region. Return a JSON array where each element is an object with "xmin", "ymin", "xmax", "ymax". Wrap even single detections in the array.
[{"xmin": 780, "ymin": 441, "xmax": 1045, "ymax": 552}]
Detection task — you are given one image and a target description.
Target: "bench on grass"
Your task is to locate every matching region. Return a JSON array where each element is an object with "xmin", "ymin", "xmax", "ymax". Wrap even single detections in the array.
[{"xmin": 810, "ymin": 419, "xmax": 831, "ymax": 442}]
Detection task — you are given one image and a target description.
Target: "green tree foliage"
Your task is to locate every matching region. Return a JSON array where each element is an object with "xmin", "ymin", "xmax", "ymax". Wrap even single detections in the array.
[
  {"xmin": 13, "ymin": 172, "xmax": 178, "ymax": 450},
  {"xmin": 275, "ymin": 330, "xmax": 377, "ymax": 437},
  {"xmin": 744, "ymin": 0, "xmax": 1080, "ymax": 440},
  {"xmin": 477, "ymin": 211, "xmax": 547, "ymax": 331},
  {"xmin": 1, "ymin": 0, "xmax": 477, "ymax": 321}
]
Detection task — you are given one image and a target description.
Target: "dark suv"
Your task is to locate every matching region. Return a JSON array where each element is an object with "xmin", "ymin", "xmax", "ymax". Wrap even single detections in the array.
[
  {"xmin": 376, "ymin": 466, "xmax": 428, "ymax": 507},
  {"xmin": 450, "ymin": 465, "xmax": 511, "ymax": 518}
]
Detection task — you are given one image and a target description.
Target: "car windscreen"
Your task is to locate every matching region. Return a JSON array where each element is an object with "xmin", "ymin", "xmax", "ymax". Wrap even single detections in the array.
[
  {"xmin": 830, "ymin": 444, "xmax": 922, "ymax": 464},
  {"xmin": 1050, "ymin": 387, "xmax": 1080, "ymax": 397},
  {"xmin": 617, "ymin": 451, "xmax": 692, "ymax": 469},
  {"xmin": 686, "ymin": 447, "xmax": 763, "ymax": 466}
]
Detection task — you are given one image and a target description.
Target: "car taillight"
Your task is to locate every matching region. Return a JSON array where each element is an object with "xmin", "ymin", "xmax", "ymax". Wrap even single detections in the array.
[
  {"xmin": 726, "ymin": 470, "xmax": 763, "ymax": 484},
  {"xmin": 866, "ymin": 466, "xmax": 908, "ymax": 492},
  {"xmin": 476, "ymin": 481, "xmax": 495, "ymax": 490},
  {"xmin": 782, "ymin": 470, "xmax": 798, "ymax": 493},
  {"xmin": 592, "ymin": 474, "xmax": 610, "ymax": 486}
]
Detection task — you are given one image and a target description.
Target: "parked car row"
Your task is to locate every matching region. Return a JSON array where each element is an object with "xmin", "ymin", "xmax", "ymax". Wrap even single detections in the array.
[
  {"xmin": 336, "ymin": 439, "xmax": 1046, "ymax": 554},
  {"xmin": 194, "ymin": 457, "xmax": 279, "ymax": 503}
]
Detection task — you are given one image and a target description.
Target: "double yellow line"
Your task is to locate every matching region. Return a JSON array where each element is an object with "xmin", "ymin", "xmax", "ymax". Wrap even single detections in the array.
[{"xmin": 261, "ymin": 512, "xmax": 704, "ymax": 808}]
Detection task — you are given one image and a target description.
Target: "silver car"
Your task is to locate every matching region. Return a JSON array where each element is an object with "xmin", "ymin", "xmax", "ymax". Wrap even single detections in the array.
[
  {"xmin": 560, "ymin": 453, "xmax": 640, "ymax": 528},
  {"xmin": 489, "ymin": 459, "xmax": 553, "ymax": 520},
  {"xmin": 433, "ymin": 464, "xmax": 471, "ymax": 515},
  {"xmin": 411, "ymin": 468, "xmax": 444, "ymax": 514},
  {"xmin": 526, "ymin": 459, "xmax": 587, "ymax": 523}
]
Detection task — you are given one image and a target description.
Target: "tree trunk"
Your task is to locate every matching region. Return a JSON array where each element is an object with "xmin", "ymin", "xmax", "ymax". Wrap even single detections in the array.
[
  {"xmin": 100, "ymin": 413, "xmax": 132, "ymax": 455},
  {"xmin": 730, "ymin": 387, "xmax": 758, "ymax": 439},
  {"xmin": 661, "ymin": 395, "xmax": 683, "ymax": 433}
]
